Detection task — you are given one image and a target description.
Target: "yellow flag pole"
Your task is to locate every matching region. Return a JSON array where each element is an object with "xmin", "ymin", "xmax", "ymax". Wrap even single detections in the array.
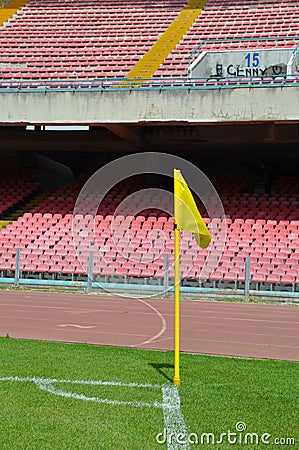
[
  {"xmin": 173, "ymin": 171, "xmax": 181, "ymax": 384},
  {"xmin": 173, "ymin": 167, "xmax": 212, "ymax": 385},
  {"xmin": 173, "ymin": 224, "xmax": 181, "ymax": 386}
]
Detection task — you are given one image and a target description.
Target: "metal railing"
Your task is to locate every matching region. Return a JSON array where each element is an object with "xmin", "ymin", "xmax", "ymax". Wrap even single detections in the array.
[
  {"xmin": 0, "ymin": 74, "xmax": 298, "ymax": 92},
  {"xmin": 1, "ymin": 249, "xmax": 298, "ymax": 301},
  {"xmin": 289, "ymin": 42, "xmax": 299, "ymax": 74}
]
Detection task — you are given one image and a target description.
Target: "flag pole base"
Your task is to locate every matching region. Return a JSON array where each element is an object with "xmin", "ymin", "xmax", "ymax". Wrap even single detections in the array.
[{"xmin": 173, "ymin": 377, "xmax": 181, "ymax": 386}]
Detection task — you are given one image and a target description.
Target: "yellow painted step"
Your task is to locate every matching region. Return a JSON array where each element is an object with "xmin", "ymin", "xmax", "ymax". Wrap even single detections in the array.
[
  {"xmin": 122, "ymin": 0, "xmax": 208, "ymax": 86},
  {"xmin": 0, "ymin": 0, "xmax": 29, "ymax": 26},
  {"xmin": 0, "ymin": 220, "xmax": 12, "ymax": 230},
  {"xmin": 5, "ymin": 192, "xmax": 49, "ymax": 221},
  {"xmin": 0, "ymin": 9, "xmax": 18, "ymax": 24},
  {"xmin": 13, "ymin": 196, "xmax": 46, "ymax": 215}
]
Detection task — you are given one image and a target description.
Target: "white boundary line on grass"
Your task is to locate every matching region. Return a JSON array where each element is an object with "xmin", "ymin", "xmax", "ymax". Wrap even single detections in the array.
[
  {"xmin": 36, "ymin": 380, "xmax": 163, "ymax": 408},
  {"xmin": 162, "ymin": 385, "xmax": 190, "ymax": 450},
  {"xmin": 0, "ymin": 376, "xmax": 189, "ymax": 450},
  {"xmin": 0, "ymin": 376, "xmax": 162, "ymax": 389}
]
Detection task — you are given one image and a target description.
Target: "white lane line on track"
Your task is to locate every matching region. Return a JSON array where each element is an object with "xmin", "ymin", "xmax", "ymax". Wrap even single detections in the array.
[
  {"xmin": 57, "ymin": 324, "xmax": 96, "ymax": 329},
  {"xmin": 0, "ymin": 297, "xmax": 168, "ymax": 346},
  {"xmin": 0, "ymin": 302, "xmax": 170, "ymax": 317},
  {"xmin": 187, "ymin": 337, "xmax": 299, "ymax": 349}
]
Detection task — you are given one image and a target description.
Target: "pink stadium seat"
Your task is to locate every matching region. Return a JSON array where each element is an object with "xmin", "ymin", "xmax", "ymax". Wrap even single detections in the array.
[
  {"xmin": 280, "ymin": 273, "xmax": 296, "ymax": 285},
  {"xmin": 266, "ymin": 273, "xmax": 281, "ymax": 284}
]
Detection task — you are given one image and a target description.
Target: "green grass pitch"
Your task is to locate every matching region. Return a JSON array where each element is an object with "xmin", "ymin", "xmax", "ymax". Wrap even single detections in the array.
[{"xmin": 0, "ymin": 337, "xmax": 297, "ymax": 449}]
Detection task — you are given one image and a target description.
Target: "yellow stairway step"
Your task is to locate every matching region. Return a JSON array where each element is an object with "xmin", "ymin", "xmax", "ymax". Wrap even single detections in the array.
[
  {"xmin": 0, "ymin": 0, "xmax": 29, "ymax": 26},
  {"xmin": 0, "ymin": 220, "xmax": 12, "ymax": 230},
  {"xmin": 3, "ymin": 192, "xmax": 49, "ymax": 221},
  {"xmin": 122, "ymin": 0, "xmax": 208, "ymax": 86}
]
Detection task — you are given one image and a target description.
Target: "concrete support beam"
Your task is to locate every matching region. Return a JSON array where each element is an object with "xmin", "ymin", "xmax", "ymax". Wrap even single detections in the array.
[
  {"xmin": 104, "ymin": 124, "xmax": 144, "ymax": 147},
  {"xmin": 0, "ymin": 86, "xmax": 298, "ymax": 125}
]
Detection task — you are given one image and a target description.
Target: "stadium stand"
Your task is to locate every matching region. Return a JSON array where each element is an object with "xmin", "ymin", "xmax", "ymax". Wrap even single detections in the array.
[
  {"xmin": 0, "ymin": 0, "xmax": 297, "ymax": 80},
  {"xmin": 157, "ymin": 0, "xmax": 299, "ymax": 76},
  {"xmin": 0, "ymin": 0, "xmax": 28, "ymax": 27},
  {"xmin": 0, "ymin": 169, "xmax": 298, "ymax": 291},
  {"xmin": 124, "ymin": 0, "xmax": 208, "ymax": 83},
  {"xmin": 0, "ymin": 170, "xmax": 39, "ymax": 219},
  {"xmin": 0, "ymin": 0, "xmax": 189, "ymax": 80},
  {"xmin": 0, "ymin": 0, "xmax": 298, "ymax": 294}
]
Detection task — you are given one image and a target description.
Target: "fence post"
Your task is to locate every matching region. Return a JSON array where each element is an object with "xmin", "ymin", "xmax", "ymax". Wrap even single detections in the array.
[
  {"xmin": 163, "ymin": 253, "xmax": 169, "ymax": 295},
  {"xmin": 244, "ymin": 256, "xmax": 250, "ymax": 302},
  {"xmin": 87, "ymin": 251, "xmax": 93, "ymax": 293},
  {"xmin": 15, "ymin": 248, "xmax": 20, "ymax": 287}
]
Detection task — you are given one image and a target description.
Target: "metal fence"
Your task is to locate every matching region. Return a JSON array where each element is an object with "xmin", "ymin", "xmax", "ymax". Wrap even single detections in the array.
[{"xmin": 1, "ymin": 249, "xmax": 298, "ymax": 301}]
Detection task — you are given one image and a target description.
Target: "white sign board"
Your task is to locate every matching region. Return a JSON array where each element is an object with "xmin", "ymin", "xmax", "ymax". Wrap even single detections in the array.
[{"xmin": 188, "ymin": 48, "xmax": 294, "ymax": 79}]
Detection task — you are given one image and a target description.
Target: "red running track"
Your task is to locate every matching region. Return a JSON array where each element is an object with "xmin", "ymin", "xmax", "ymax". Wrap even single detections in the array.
[{"xmin": 0, "ymin": 290, "xmax": 298, "ymax": 361}]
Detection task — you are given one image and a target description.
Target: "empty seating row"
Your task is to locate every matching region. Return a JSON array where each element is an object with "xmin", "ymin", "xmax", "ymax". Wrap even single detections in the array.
[
  {"xmin": 0, "ymin": 211, "xmax": 298, "ymax": 286},
  {"xmin": 156, "ymin": 0, "xmax": 299, "ymax": 76},
  {"xmin": 1, "ymin": 0, "xmax": 298, "ymax": 80},
  {"xmin": 1, "ymin": 0, "xmax": 184, "ymax": 78},
  {"xmin": 0, "ymin": 170, "xmax": 298, "ymax": 289},
  {"xmin": 25, "ymin": 174, "xmax": 299, "ymax": 221},
  {"xmin": 0, "ymin": 170, "xmax": 39, "ymax": 215}
]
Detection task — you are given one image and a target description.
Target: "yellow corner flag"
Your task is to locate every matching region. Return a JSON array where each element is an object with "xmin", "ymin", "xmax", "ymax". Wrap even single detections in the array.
[
  {"xmin": 174, "ymin": 168, "xmax": 211, "ymax": 248},
  {"xmin": 173, "ymin": 169, "xmax": 211, "ymax": 386}
]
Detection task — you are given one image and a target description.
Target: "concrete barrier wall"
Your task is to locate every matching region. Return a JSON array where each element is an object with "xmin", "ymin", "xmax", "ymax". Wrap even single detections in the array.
[{"xmin": 0, "ymin": 86, "xmax": 298, "ymax": 125}]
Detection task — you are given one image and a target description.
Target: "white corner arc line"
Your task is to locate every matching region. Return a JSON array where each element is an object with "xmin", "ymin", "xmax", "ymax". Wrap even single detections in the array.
[
  {"xmin": 0, "ymin": 376, "xmax": 163, "ymax": 408},
  {"xmin": 36, "ymin": 381, "xmax": 163, "ymax": 408},
  {"xmin": 134, "ymin": 298, "xmax": 167, "ymax": 346},
  {"xmin": 0, "ymin": 375, "xmax": 189, "ymax": 449}
]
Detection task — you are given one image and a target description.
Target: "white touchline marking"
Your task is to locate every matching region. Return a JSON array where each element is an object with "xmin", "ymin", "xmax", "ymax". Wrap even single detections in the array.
[
  {"xmin": 57, "ymin": 324, "xmax": 96, "ymax": 329},
  {"xmin": 162, "ymin": 385, "xmax": 190, "ymax": 450},
  {"xmin": 0, "ymin": 376, "xmax": 189, "ymax": 449},
  {"xmin": 134, "ymin": 298, "xmax": 167, "ymax": 346},
  {"xmin": 0, "ymin": 376, "xmax": 162, "ymax": 389}
]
